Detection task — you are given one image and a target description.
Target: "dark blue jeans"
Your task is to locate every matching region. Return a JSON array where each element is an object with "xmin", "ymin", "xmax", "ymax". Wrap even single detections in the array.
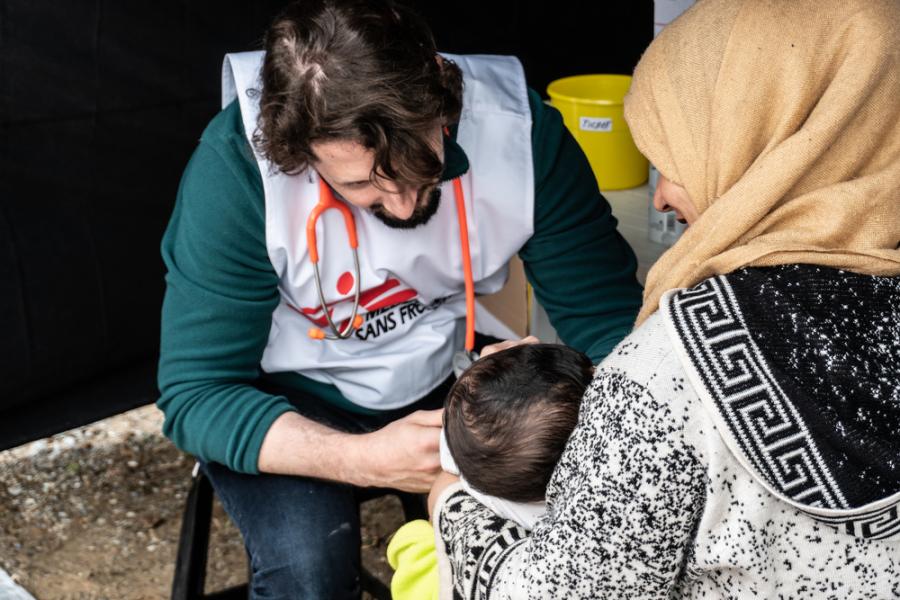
[{"xmin": 201, "ymin": 376, "xmax": 453, "ymax": 599}]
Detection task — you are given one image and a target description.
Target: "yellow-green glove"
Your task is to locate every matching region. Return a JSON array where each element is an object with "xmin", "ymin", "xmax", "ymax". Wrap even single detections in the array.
[{"xmin": 386, "ymin": 519, "xmax": 439, "ymax": 600}]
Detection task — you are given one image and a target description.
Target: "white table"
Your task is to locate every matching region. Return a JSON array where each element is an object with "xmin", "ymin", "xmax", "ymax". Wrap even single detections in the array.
[
  {"xmin": 603, "ymin": 184, "xmax": 670, "ymax": 284},
  {"xmin": 528, "ymin": 184, "xmax": 671, "ymax": 342}
]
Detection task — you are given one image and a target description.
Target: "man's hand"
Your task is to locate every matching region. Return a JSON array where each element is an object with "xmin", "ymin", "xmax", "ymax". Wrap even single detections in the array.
[
  {"xmin": 479, "ymin": 335, "xmax": 540, "ymax": 358},
  {"xmin": 349, "ymin": 408, "xmax": 443, "ymax": 493},
  {"xmin": 257, "ymin": 408, "xmax": 441, "ymax": 492}
]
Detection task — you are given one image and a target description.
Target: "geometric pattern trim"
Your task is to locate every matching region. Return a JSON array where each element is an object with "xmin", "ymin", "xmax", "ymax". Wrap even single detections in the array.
[
  {"xmin": 438, "ymin": 488, "xmax": 532, "ymax": 600},
  {"xmin": 667, "ymin": 277, "xmax": 849, "ymax": 510},
  {"xmin": 810, "ymin": 503, "xmax": 900, "ymax": 541},
  {"xmin": 471, "ymin": 528, "xmax": 527, "ymax": 600}
]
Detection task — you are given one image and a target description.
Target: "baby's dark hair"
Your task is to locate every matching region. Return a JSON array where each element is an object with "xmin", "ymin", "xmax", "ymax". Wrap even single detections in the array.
[{"xmin": 444, "ymin": 344, "xmax": 593, "ymax": 503}]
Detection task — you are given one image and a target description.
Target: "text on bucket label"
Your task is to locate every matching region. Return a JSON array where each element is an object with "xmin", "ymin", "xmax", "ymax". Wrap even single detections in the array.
[{"xmin": 579, "ymin": 116, "xmax": 613, "ymax": 132}]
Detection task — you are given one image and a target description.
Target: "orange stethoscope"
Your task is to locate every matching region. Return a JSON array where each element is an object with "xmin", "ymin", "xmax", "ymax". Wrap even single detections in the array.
[{"xmin": 305, "ymin": 173, "xmax": 477, "ymax": 361}]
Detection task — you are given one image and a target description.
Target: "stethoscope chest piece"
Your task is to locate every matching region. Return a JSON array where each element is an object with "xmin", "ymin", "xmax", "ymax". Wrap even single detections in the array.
[{"xmin": 452, "ymin": 349, "xmax": 479, "ymax": 378}]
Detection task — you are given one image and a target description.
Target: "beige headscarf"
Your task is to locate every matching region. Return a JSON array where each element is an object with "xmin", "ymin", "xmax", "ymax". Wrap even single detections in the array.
[{"xmin": 625, "ymin": 0, "xmax": 900, "ymax": 325}]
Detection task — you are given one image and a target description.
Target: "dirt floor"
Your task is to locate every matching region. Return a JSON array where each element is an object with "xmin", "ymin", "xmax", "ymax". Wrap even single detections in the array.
[{"xmin": 0, "ymin": 406, "xmax": 406, "ymax": 599}]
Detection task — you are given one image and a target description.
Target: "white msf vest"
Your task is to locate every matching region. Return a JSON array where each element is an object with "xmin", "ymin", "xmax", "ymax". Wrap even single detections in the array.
[{"xmin": 222, "ymin": 51, "xmax": 534, "ymax": 410}]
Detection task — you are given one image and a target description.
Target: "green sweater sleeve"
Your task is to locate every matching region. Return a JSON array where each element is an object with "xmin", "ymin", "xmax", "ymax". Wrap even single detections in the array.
[
  {"xmin": 157, "ymin": 105, "xmax": 295, "ymax": 474},
  {"xmin": 520, "ymin": 89, "xmax": 642, "ymax": 362}
]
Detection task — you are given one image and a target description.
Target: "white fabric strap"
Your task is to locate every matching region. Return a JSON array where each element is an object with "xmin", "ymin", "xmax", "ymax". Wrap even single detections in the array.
[{"xmin": 439, "ymin": 429, "xmax": 546, "ymax": 530}]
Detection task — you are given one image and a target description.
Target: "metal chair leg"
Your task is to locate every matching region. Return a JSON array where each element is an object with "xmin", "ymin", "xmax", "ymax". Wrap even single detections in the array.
[
  {"xmin": 358, "ymin": 490, "xmax": 428, "ymax": 599},
  {"xmin": 398, "ymin": 492, "xmax": 428, "ymax": 522},
  {"xmin": 171, "ymin": 465, "xmax": 422, "ymax": 599},
  {"xmin": 171, "ymin": 463, "xmax": 214, "ymax": 600},
  {"xmin": 360, "ymin": 567, "xmax": 392, "ymax": 600}
]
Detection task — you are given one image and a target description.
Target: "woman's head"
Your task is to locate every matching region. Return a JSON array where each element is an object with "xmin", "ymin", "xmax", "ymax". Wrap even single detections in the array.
[
  {"xmin": 654, "ymin": 174, "xmax": 698, "ymax": 225},
  {"xmin": 625, "ymin": 0, "xmax": 900, "ymax": 323}
]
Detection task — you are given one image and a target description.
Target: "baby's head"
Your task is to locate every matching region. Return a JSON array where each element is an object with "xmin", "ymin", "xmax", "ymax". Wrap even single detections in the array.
[{"xmin": 444, "ymin": 343, "xmax": 593, "ymax": 503}]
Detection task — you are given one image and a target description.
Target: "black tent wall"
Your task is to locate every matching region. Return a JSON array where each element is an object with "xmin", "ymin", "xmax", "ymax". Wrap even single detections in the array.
[{"xmin": 0, "ymin": 0, "xmax": 651, "ymax": 449}]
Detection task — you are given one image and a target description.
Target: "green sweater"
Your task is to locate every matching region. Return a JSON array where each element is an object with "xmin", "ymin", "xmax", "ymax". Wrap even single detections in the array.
[{"xmin": 158, "ymin": 89, "xmax": 642, "ymax": 474}]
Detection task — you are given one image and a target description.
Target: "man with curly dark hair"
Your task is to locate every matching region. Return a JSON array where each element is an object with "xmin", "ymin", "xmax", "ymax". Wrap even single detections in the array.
[{"xmin": 157, "ymin": 0, "xmax": 642, "ymax": 596}]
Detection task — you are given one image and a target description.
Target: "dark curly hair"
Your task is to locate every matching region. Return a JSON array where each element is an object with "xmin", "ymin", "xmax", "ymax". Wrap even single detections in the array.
[
  {"xmin": 444, "ymin": 344, "xmax": 593, "ymax": 503},
  {"xmin": 253, "ymin": 0, "xmax": 464, "ymax": 189}
]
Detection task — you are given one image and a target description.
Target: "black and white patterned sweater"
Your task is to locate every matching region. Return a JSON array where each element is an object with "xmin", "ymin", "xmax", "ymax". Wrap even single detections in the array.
[{"xmin": 435, "ymin": 265, "xmax": 900, "ymax": 599}]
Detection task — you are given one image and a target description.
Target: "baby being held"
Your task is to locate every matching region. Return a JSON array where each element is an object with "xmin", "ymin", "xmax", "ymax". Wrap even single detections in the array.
[
  {"xmin": 388, "ymin": 343, "xmax": 593, "ymax": 600},
  {"xmin": 440, "ymin": 343, "xmax": 593, "ymax": 528}
]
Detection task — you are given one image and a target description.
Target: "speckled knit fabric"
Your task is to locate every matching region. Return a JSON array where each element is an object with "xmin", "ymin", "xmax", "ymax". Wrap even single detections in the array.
[
  {"xmin": 666, "ymin": 264, "xmax": 900, "ymax": 518},
  {"xmin": 435, "ymin": 267, "xmax": 900, "ymax": 599}
]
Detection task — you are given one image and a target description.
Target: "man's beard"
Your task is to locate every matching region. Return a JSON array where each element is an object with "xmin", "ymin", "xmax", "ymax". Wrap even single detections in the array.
[{"xmin": 371, "ymin": 186, "xmax": 442, "ymax": 229}]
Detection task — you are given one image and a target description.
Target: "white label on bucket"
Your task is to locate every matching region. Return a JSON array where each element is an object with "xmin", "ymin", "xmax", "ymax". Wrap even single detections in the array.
[{"xmin": 579, "ymin": 116, "xmax": 613, "ymax": 132}]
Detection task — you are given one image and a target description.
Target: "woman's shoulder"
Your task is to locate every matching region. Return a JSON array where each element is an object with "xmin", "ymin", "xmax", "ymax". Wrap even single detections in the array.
[
  {"xmin": 580, "ymin": 311, "xmax": 715, "ymax": 472},
  {"xmin": 597, "ymin": 311, "xmax": 688, "ymax": 394}
]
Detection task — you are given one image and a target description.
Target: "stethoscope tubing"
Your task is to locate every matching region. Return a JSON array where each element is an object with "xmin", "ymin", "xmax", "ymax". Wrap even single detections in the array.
[
  {"xmin": 312, "ymin": 247, "xmax": 362, "ymax": 340},
  {"xmin": 307, "ymin": 172, "xmax": 476, "ymax": 353},
  {"xmin": 452, "ymin": 176, "xmax": 476, "ymax": 353}
]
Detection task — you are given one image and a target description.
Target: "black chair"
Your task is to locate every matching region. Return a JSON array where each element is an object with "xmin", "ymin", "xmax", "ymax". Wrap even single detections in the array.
[{"xmin": 170, "ymin": 463, "xmax": 428, "ymax": 600}]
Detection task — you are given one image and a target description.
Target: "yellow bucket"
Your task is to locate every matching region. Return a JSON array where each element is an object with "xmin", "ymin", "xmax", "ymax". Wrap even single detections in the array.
[{"xmin": 547, "ymin": 74, "xmax": 648, "ymax": 190}]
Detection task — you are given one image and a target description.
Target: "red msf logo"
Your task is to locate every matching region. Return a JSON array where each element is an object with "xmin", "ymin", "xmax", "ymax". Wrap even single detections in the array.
[{"xmin": 290, "ymin": 271, "xmax": 418, "ymax": 328}]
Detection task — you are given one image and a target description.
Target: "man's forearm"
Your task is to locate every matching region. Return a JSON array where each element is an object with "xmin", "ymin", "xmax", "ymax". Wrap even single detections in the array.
[
  {"xmin": 257, "ymin": 411, "xmax": 363, "ymax": 483},
  {"xmin": 257, "ymin": 406, "xmax": 443, "ymax": 492}
]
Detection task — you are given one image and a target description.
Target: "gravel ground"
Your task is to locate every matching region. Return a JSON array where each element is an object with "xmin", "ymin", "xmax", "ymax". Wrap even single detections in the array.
[{"xmin": 0, "ymin": 405, "xmax": 405, "ymax": 599}]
